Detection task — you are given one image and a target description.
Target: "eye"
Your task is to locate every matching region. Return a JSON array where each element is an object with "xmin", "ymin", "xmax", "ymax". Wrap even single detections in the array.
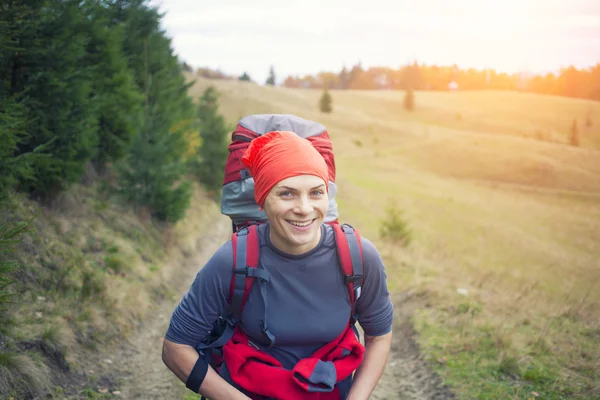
[
  {"xmin": 311, "ymin": 189, "xmax": 325, "ymax": 196},
  {"xmin": 279, "ymin": 191, "xmax": 293, "ymax": 198}
]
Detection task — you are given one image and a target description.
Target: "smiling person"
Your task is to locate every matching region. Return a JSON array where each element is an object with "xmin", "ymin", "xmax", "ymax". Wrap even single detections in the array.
[{"xmin": 162, "ymin": 130, "xmax": 393, "ymax": 400}]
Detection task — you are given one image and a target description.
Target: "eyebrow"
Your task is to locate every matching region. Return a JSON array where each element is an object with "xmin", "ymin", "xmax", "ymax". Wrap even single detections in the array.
[{"xmin": 278, "ymin": 184, "xmax": 325, "ymax": 191}]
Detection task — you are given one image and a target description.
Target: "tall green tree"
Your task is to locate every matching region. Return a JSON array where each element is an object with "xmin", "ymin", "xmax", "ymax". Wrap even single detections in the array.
[
  {"xmin": 113, "ymin": 0, "xmax": 195, "ymax": 222},
  {"xmin": 84, "ymin": 0, "xmax": 143, "ymax": 169},
  {"xmin": 266, "ymin": 65, "xmax": 276, "ymax": 86},
  {"xmin": 0, "ymin": 99, "xmax": 37, "ymax": 203},
  {"xmin": 194, "ymin": 86, "xmax": 229, "ymax": 194},
  {"xmin": 116, "ymin": 116, "xmax": 192, "ymax": 223},
  {"xmin": 4, "ymin": 0, "xmax": 99, "ymax": 197}
]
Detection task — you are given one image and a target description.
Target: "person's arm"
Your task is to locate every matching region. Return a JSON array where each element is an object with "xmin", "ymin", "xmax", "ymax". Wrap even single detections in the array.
[
  {"xmin": 346, "ymin": 331, "xmax": 393, "ymax": 400},
  {"xmin": 162, "ymin": 339, "xmax": 249, "ymax": 400},
  {"xmin": 162, "ymin": 241, "xmax": 243, "ymax": 398},
  {"xmin": 349, "ymin": 236, "xmax": 395, "ymax": 399}
]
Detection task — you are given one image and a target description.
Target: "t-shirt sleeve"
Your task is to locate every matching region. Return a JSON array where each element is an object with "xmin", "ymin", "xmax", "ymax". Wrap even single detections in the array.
[
  {"xmin": 164, "ymin": 241, "xmax": 233, "ymax": 347},
  {"xmin": 355, "ymin": 237, "xmax": 394, "ymax": 337}
]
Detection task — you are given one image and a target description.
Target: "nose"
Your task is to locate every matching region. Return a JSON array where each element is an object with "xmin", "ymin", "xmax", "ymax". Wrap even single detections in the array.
[{"xmin": 294, "ymin": 195, "xmax": 312, "ymax": 215}]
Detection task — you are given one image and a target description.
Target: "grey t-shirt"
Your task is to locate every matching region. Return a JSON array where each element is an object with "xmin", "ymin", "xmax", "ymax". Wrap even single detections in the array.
[{"xmin": 166, "ymin": 223, "xmax": 393, "ymax": 370}]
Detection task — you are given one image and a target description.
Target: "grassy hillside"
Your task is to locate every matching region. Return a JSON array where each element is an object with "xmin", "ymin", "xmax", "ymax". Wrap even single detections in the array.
[
  {"xmin": 189, "ymin": 76, "xmax": 600, "ymax": 399},
  {"xmin": 1, "ymin": 181, "xmax": 223, "ymax": 399}
]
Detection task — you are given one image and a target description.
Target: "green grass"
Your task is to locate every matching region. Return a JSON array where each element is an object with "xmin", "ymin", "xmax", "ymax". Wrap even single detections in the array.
[{"xmin": 414, "ymin": 306, "xmax": 600, "ymax": 399}]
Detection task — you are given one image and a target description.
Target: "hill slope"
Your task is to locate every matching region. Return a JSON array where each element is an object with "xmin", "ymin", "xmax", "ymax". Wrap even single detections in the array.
[{"xmin": 189, "ymin": 77, "xmax": 600, "ymax": 399}]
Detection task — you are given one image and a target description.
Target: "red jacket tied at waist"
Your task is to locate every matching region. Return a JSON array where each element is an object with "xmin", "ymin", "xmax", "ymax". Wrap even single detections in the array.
[{"xmin": 223, "ymin": 324, "xmax": 365, "ymax": 399}]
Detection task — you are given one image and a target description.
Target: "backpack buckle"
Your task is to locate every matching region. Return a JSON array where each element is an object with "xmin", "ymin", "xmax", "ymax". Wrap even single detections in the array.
[
  {"xmin": 234, "ymin": 267, "xmax": 248, "ymax": 275},
  {"xmin": 236, "ymin": 226, "xmax": 249, "ymax": 236},
  {"xmin": 345, "ymin": 274, "xmax": 363, "ymax": 284}
]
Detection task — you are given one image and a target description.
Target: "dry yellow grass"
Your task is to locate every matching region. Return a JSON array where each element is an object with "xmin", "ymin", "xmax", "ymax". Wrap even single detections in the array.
[{"xmin": 188, "ymin": 75, "xmax": 600, "ymax": 398}]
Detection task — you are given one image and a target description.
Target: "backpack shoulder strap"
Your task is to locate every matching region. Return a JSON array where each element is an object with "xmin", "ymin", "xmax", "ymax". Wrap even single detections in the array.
[
  {"xmin": 195, "ymin": 225, "xmax": 265, "ymax": 352},
  {"xmin": 229, "ymin": 225, "xmax": 265, "ymax": 319},
  {"xmin": 332, "ymin": 223, "xmax": 364, "ymax": 323}
]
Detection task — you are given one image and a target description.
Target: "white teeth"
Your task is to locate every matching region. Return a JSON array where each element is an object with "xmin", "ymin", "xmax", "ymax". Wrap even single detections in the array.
[{"xmin": 289, "ymin": 220, "xmax": 312, "ymax": 227}]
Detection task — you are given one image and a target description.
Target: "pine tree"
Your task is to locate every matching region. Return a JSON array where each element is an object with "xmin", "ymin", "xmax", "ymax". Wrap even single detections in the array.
[
  {"xmin": 266, "ymin": 65, "xmax": 276, "ymax": 86},
  {"xmin": 116, "ymin": 115, "xmax": 192, "ymax": 223},
  {"xmin": 319, "ymin": 88, "xmax": 333, "ymax": 113},
  {"xmin": 113, "ymin": 1, "xmax": 195, "ymax": 222},
  {"xmin": 5, "ymin": 0, "xmax": 99, "ymax": 197},
  {"xmin": 585, "ymin": 112, "xmax": 593, "ymax": 128},
  {"xmin": 404, "ymin": 89, "xmax": 415, "ymax": 111},
  {"xmin": 569, "ymin": 119, "xmax": 579, "ymax": 146},
  {"xmin": 194, "ymin": 87, "xmax": 229, "ymax": 195},
  {"xmin": 84, "ymin": 1, "xmax": 143, "ymax": 169},
  {"xmin": 0, "ymin": 99, "xmax": 36, "ymax": 203},
  {"xmin": 339, "ymin": 66, "xmax": 349, "ymax": 89},
  {"xmin": 239, "ymin": 72, "xmax": 252, "ymax": 82}
]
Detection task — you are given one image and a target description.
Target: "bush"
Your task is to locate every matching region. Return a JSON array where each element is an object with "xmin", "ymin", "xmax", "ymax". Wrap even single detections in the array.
[
  {"xmin": 379, "ymin": 205, "xmax": 411, "ymax": 247},
  {"xmin": 0, "ymin": 352, "xmax": 50, "ymax": 398},
  {"xmin": 403, "ymin": 89, "xmax": 415, "ymax": 111},
  {"xmin": 319, "ymin": 88, "xmax": 333, "ymax": 113},
  {"xmin": 0, "ymin": 219, "xmax": 31, "ymax": 335},
  {"xmin": 569, "ymin": 119, "xmax": 579, "ymax": 146}
]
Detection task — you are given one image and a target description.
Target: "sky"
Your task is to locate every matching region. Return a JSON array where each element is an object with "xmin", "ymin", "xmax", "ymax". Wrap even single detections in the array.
[{"xmin": 149, "ymin": 0, "xmax": 600, "ymax": 84}]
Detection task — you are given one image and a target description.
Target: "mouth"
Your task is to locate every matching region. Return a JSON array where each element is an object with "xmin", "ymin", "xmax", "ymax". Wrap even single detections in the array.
[{"xmin": 285, "ymin": 219, "xmax": 316, "ymax": 231}]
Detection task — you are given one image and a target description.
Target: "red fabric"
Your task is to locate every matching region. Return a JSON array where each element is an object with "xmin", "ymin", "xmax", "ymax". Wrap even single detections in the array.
[
  {"xmin": 332, "ymin": 225, "xmax": 364, "ymax": 305},
  {"xmin": 223, "ymin": 325, "xmax": 364, "ymax": 400},
  {"xmin": 223, "ymin": 125, "xmax": 336, "ymax": 187},
  {"xmin": 241, "ymin": 131, "xmax": 329, "ymax": 207},
  {"xmin": 228, "ymin": 225, "xmax": 260, "ymax": 308}
]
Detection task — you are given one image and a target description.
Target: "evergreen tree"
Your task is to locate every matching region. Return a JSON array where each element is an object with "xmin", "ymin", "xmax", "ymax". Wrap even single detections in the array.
[
  {"xmin": 84, "ymin": 1, "xmax": 143, "ymax": 168},
  {"xmin": 0, "ymin": 99, "xmax": 36, "ymax": 203},
  {"xmin": 319, "ymin": 88, "xmax": 333, "ymax": 113},
  {"xmin": 5, "ymin": 0, "xmax": 99, "ymax": 197},
  {"xmin": 266, "ymin": 65, "xmax": 276, "ymax": 86},
  {"xmin": 113, "ymin": 0, "xmax": 195, "ymax": 222},
  {"xmin": 585, "ymin": 112, "xmax": 593, "ymax": 128},
  {"xmin": 339, "ymin": 66, "xmax": 350, "ymax": 89},
  {"xmin": 181, "ymin": 61, "xmax": 193, "ymax": 72},
  {"xmin": 404, "ymin": 89, "xmax": 415, "ymax": 111},
  {"xmin": 569, "ymin": 119, "xmax": 579, "ymax": 146},
  {"xmin": 116, "ymin": 115, "xmax": 192, "ymax": 223},
  {"xmin": 239, "ymin": 72, "xmax": 252, "ymax": 82},
  {"xmin": 194, "ymin": 87, "xmax": 229, "ymax": 194}
]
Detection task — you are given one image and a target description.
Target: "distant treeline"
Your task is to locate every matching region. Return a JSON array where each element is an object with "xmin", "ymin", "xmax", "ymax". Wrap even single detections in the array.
[
  {"xmin": 1, "ymin": 0, "xmax": 228, "ymax": 221},
  {"xmin": 281, "ymin": 63, "xmax": 600, "ymax": 101}
]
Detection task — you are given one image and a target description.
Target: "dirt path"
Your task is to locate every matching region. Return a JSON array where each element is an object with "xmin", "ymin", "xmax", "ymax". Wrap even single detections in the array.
[
  {"xmin": 369, "ymin": 292, "xmax": 455, "ymax": 400},
  {"xmin": 110, "ymin": 215, "xmax": 232, "ymax": 399},
  {"xmin": 108, "ymin": 222, "xmax": 455, "ymax": 399}
]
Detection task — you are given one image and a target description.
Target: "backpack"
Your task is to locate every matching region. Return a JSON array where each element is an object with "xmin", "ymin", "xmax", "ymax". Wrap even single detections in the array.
[
  {"xmin": 197, "ymin": 114, "xmax": 364, "ymax": 378},
  {"xmin": 221, "ymin": 114, "xmax": 339, "ymax": 231}
]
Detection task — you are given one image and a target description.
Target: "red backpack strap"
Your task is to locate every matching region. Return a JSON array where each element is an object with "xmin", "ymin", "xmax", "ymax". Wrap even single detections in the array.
[
  {"xmin": 332, "ymin": 224, "xmax": 364, "ymax": 323},
  {"xmin": 229, "ymin": 225, "xmax": 265, "ymax": 319}
]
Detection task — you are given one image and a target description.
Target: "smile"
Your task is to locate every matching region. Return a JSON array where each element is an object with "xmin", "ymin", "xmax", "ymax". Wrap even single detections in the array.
[{"xmin": 286, "ymin": 219, "xmax": 315, "ymax": 228}]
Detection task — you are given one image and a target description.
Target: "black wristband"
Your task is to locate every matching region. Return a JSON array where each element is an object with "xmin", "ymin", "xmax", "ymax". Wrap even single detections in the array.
[{"xmin": 186, "ymin": 355, "xmax": 209, "ymax": 393}]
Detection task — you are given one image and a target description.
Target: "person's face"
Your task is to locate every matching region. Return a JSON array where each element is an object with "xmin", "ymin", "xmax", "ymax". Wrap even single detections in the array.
[{"xmin": 263, "ymin": 175, "xmax": 328, "ymax": 255}]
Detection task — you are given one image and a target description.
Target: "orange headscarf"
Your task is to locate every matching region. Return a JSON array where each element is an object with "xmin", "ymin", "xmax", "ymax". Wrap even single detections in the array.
[{"xmin": 242, "ymin": 131, "xmax": 329, "ymax": 207}]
